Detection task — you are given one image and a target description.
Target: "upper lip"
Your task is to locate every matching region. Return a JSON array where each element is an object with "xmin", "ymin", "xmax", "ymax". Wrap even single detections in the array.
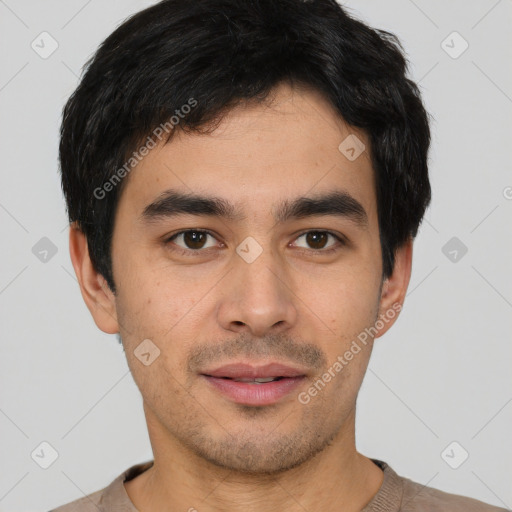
[{"xmin": 201, "ymin": 362, "xmax": 307, "ymax": 379}]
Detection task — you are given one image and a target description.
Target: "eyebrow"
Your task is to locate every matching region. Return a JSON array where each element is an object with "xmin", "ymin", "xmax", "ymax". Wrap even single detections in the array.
[{"xmin": 140, "ymin": 189, "xmax": 369, "ymax": 229}]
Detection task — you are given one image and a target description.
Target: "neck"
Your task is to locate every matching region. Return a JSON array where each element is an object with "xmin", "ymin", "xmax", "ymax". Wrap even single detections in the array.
[{"xmin": 125, "ymin": 407, "xmax": 384, "ymax": 512}]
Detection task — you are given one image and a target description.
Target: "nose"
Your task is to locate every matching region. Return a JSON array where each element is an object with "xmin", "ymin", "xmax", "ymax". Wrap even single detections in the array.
[{"xmin": 217, "ymin": 247, "xmax": 298, "ymax": 338}]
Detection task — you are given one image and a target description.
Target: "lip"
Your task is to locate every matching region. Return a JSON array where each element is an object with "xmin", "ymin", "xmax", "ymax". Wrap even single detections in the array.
[
  {"xmin": 201, "ymin": 362, "xmax": 307, "ymax": 379},
  {"xmin": 200, "ymin": 362, "xmax": 308, "ymax": 406},
  {"xmin": 201, "ymin": 375, "xmax": 306, "ymax": 406}
]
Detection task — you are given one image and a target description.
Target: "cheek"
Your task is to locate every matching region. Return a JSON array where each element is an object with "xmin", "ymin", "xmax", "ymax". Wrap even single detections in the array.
[
  {"xmin": 114, "ymin": 251, "xmax": 194, "ymax": 328},
  {"xmin": 314, "ymin": 267, "xmax": 380, "ymax": 337},
  {"xmin": 114, "ymin": 258, "xmax": 216, "ymax": 382},
  {"xmin": 114, "ymin": 277, "xmax": 195, "ymax": 398}
]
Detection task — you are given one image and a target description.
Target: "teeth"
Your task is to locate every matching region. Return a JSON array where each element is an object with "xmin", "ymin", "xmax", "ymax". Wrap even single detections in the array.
[{"xmin": 232, "ymin": 377, "xmax": 280, "ymax": 383}]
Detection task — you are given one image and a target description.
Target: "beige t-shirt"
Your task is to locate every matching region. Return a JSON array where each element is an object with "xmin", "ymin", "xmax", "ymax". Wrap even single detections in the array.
[{"xmin": 49, "ymin": 459, "xmax": 508, "ymax": 511}]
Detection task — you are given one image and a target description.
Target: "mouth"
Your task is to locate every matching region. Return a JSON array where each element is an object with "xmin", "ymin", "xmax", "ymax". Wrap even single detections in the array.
[
  {"xmin": 204, "ymin": 376, "xmax": 289, "ymax": 383},
  {"xmin": 201, "ymin": 361, "xmax": 307, "ymax": 379},
  {"xmin": 202, "ymin": 374, "xmax": 305, "ymax": 384},
  {"xmin": 200, "ymin": 362, "xmax": 307, "ymax": 406}
]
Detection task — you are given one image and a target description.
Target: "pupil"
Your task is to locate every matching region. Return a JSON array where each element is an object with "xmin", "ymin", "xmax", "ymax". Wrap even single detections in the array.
[
  {"xmin": 184, "ymin": 231, "xmax": 206, "ymax": 249},
  {"xmin": 306, "ymin": 232, "xmax": 327, "ymax": 249}
]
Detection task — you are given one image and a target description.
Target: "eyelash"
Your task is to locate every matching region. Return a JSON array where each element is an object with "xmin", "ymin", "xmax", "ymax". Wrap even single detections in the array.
[{"xmin": 164, "ymin": 229, "xmax": 347, "ymax": 257}]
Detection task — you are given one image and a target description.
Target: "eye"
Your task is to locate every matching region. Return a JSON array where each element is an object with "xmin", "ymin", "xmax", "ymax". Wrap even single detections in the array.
[
  {"xmin": 165, "ymin": 230, "xmax": 220, "ymax": 253},
  {"xmin": 164, "ymin": 229, "xmax": 347, "ymax": 256},
  {"xmin": 292, "ymin": 231, "xmax": 346, "ymax": 253}
]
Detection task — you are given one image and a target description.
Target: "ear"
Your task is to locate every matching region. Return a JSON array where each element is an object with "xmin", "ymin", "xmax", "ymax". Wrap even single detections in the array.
[
  {"xmin": 374, "ymin": 238, "xmax": 413, "ymax": 339},
  {"xmin": 68, "ymin": 222, "xmax": 119, "ymax": 334}
]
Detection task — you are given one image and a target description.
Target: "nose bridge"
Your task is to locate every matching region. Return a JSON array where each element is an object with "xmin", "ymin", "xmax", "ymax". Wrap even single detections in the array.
[
  {"xmin": 237, "ymin": 238, "xmax": 282, "ymax": 296},
  {"xmin": 217, "ymin": 234, "xmax": 298, "ymax": 335},
  {"xmin": 235, "ymin": 234, "xmax": 286, "ymax": 304}
]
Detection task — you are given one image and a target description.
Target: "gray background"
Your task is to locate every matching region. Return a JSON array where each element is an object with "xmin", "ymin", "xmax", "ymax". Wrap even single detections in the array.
[{"xmin": 0, "ymin": 0, "xmax": 511, "ymax": 510}]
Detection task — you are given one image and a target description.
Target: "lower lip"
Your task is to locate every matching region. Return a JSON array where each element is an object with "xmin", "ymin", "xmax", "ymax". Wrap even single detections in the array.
[{"xmin": 202, "ymin": 375, "xmax": 306, "ymax": 406}]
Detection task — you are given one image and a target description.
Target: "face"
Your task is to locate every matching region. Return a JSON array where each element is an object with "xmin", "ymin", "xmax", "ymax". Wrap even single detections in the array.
[{"xmin": 75, "ymin": 82, "xmax": 410, "ymax": 475}]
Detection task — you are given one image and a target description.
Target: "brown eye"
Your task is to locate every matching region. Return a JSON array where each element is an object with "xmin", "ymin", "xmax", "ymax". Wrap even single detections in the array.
[
  {"xmin": 305, "ymin": 232, "xmax": 329, "ymax": 249},
  {"xmin": 293, "ymin": 231, "xmax": 345, "ymax": 253},
  {"xmin": 182, "ymin": 231, "xmax": 207, "ymax": 249},
  {"xmin": 167, "ymin": 230, "xmax": 217, "ymax": 251}
]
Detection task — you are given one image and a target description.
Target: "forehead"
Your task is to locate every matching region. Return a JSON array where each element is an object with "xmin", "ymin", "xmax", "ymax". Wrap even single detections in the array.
[{"xmin": 116, "ymin": 82, "xmax": 376, "ymax": 223}]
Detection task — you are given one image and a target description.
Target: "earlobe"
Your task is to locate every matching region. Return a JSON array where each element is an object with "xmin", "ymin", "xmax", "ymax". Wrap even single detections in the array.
[
  {"xmin": 68, "ymin": 223, "xmax": 119, "ymax": 334},
  {"xmin": 374, "ymin": 238, "xmax": 413, "ymax": 339}
]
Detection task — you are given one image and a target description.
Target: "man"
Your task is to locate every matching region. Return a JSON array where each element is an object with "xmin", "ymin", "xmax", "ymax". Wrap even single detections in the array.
[{"xmin": 51, "ymin": 0, "xmax": 506, "ymax": 510}]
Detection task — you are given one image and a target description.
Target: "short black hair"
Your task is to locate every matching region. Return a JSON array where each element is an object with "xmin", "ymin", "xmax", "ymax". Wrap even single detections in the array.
[{"xmin": 59, "ymin": 0, "xmax": 432, "ymax": 294}]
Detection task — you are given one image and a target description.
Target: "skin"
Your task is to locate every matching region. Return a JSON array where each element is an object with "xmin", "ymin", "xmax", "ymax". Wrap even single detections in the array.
[{"xmin": 70, "ymin": 81, "xmax": 413, "ymax": 512}]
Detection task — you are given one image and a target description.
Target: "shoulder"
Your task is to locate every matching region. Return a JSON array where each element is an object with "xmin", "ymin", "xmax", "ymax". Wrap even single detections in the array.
[
  {"xmin": 400, "ymin": 476, "xmax": 508, "ymax": 511},
  {"xmin": 47, "ymin": 487, "xmax": 104, "ymax": 512},
  {"xmin": 47, "ymin": 461, "xmax": 152, "ymax": 512},
  {"xmin": 370, "ymin": 459, "xmax": 508, "ymax": 512}
]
